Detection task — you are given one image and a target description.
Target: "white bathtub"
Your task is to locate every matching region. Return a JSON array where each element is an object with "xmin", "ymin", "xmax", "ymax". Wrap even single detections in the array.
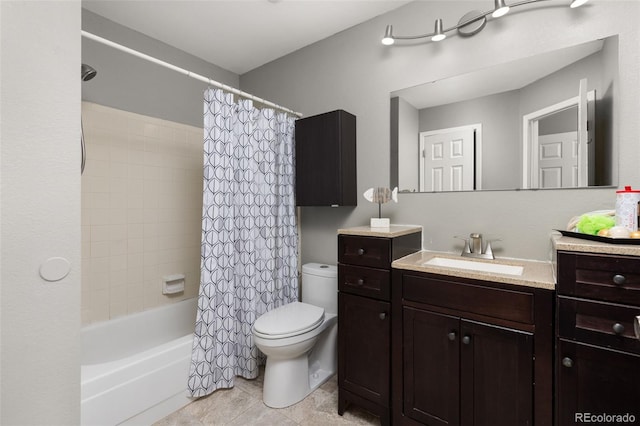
[{"xmin": 81, "ymin": 298, "xmax": 197, "ymax": 426}]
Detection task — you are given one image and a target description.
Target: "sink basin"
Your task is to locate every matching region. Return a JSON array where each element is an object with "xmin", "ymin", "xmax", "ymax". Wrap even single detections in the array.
[{"xmin": 423, "ymin": 257, "xmax": 524, "ymax": 276}]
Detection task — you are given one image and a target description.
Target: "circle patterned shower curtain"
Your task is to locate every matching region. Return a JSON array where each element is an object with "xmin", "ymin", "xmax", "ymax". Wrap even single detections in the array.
[{"xmin": 187, "ymin": 88, "xmax": 299, "ymax": 397}]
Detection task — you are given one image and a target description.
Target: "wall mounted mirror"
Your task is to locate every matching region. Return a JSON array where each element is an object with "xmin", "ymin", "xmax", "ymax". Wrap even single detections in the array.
[{"xmin": 390, "ymin": 35, "xmax": 618, "ymax": 193}]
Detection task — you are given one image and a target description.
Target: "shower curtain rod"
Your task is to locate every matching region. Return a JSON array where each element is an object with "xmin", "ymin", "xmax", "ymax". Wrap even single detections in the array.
[{"xmin": 81, "ymin": 31, "xmax": 303, "ymax": 118}]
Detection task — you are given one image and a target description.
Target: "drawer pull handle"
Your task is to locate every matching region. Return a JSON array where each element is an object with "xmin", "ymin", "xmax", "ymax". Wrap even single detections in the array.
[
  {"xmin": 613, "ymin": 274, "xmax": 626, "ymax": 285},
  {"xmin": 379, "ymin": 312, "xmax": 387, "ymax": 320},
  {"xmin": 613, "ymin": 323, "xmax": 625, "ymax": 335},
  {"xmin": 448, "ymin": 332, "xmax": 457, "ymax": 341},
  {"xmin": 462, "ymin": 335, "xmax": 471, "ymax": 345},
  {"xmin": 562, "ymin": 357, "xmax": 574, "ymax": 368},
  {"xmin": 357, "ymin": 278, "xmax": 364, "ymax": 286},
  {"xmin": 634, "ymin": 316, "xmax": 640, "ymax": 340},
  {"xmin": 357, "ymin": 248, "xmax": 365, "ymax": 256}
]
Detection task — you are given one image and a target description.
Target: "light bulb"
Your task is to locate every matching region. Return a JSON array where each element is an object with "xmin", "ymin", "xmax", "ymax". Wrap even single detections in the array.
[
  {"xmin": 492, "ymin": 0, "xmax": 510, "ymax": 17},
  {"xmin": 382, "ymin": 25, "xmax": 394, "ymax": 45}
]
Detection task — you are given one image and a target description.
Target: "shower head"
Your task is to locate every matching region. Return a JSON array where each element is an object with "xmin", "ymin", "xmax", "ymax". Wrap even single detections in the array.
[{"xmin": 81, "ymin": 64, "xmax": 97, "ymax": 81}]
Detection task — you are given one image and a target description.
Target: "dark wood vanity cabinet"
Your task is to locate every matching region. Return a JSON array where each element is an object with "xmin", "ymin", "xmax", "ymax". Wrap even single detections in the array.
[
  {"xmin": 295, "ymin": 110, "xmax": 356, "ymax": 206},
  {"xmin": 337, "ymin": 230, "xmax": 422, "ymax": 425},
  {"xmin": 556, "ymin": 251, "xmax": 640, "ymax": 425},
  {"xmin": 393, "ymin": 271, "xmax": 554, "ymax": 426}
]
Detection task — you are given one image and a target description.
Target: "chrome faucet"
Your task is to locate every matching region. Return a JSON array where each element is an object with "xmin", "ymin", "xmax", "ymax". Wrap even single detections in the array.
[{"xmin": 457, "ymin": 233, "xmax": 496, "ymax": 260}]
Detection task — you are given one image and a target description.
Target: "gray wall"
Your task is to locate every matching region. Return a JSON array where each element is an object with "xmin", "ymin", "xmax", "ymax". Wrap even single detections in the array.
[
  {"xmin": 82, "ymin": 10, "xmax": 239, "ymax": 128},
  {"xmin": 396, "ymin": 96, "xmax": 419, "ymax": 192},
  {"xmin": 241, "ymin": 0, "xmax": 640, "ymax": 263},
  {"xmin": 1, "ymin": 1, "xmax": 81, "ymax": 423}
]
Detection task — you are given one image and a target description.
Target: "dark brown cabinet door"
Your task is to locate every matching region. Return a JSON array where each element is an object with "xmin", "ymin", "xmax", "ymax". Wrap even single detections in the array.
[
  {"xmin": 338, "ymin": 292, "xmax": 390, "ymax": 406},
  {"xmin": 403, "ymin": 307, "xmax": 460, "ymax": 425},
  {"xmin": 402, "ymin": 310, "xmax": 534, "ymax": 426},
  {"xmin": 295, "ymin": 110, "xmax": 356, "ymax": 206},
  {"xmin": 557, "ymin": 340, "xmax": 640, "ymax": 426},
  {"xmin": 460, "ymin": 320, "xmax": 533, "ymax": 426}
]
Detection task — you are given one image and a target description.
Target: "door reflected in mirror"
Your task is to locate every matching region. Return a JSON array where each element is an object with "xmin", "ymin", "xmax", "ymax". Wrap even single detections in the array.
[{"xmin": 390, "ymin": 36, "xmax": 618, "ymax": 193}]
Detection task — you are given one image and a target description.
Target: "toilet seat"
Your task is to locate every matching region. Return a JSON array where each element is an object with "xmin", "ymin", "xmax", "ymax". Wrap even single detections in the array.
[{"xmin": 253, "ymin": 302, "xmax": 325, "ymax": 339}]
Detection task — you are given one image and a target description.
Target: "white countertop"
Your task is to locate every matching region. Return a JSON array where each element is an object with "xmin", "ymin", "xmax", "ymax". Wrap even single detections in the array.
[
  {"xmin": 337, "ymin": 225, "xmax": 422, "ymax": 238},
  {"xmin": 392, "ymin": 251, "xmax": 555, "ymax": 290},
  {"xmin": 552, "ymin": 234, "xmax": 640, "ymax": 256}
]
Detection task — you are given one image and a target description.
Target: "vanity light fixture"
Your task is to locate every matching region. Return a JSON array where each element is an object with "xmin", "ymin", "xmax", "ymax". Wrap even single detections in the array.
[{"xmin": 380, "ymin": 0, "xmax": 589, "ymax": 45}]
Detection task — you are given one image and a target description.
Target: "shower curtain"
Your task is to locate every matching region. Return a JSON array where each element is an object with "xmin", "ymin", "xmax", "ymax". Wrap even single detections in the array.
[{"xmin": 187, "ymin": 89, "xmax": 299, "ymax": 398}]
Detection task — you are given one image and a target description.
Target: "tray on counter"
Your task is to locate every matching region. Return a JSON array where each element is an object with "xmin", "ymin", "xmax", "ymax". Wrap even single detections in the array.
[{"xmin": 556, "ymin": 229, "xmax": 640, "ymax": 245}]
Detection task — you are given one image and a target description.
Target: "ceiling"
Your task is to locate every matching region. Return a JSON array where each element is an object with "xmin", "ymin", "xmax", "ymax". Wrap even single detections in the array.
[{"xmin": 82, "ymin": 0, "xmax": 412, "ymax": 75}]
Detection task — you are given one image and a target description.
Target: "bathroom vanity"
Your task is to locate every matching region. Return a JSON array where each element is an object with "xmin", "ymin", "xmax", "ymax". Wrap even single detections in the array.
[
  {"xmin": 554, "ymin": 237, "xmax": 640, "ymax": 425},
  {"xmin": 391, "ymin": 252, "xmax": 555, "ymax": 426},
  {"xmin": 337, "ymin": 226, "xmax": 422, "ymax": 425},
  {"xmin": 337, "ymin": 228, "xmax": 640, "ymax": 425},
  {"xmin": 336, "ymin": 226, "xmax": 554, "ymax": 425}
]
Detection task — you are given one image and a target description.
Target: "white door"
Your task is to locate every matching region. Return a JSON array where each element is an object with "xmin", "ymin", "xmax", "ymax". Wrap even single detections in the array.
[
  {"xmin": 524, "ymin": 79, "xmax": 592, "ymax": 189},
  {"xmin": 419, "ymin": 126, "xmax": 476, "ymax": 192},
  {"xmin": 536, "ymin": 131, "xmax": 579, "ymax": 188}
]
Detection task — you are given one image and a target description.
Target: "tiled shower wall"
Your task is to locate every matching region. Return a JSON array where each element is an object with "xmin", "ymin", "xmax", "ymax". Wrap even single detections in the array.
[{"xmin": 81, "ymin": 102, "xmax": 203, "ymax": 324}]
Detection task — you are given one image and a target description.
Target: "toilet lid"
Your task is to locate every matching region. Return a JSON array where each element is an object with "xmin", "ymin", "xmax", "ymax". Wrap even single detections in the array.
[{"xmin": 253, "ymin": 301, "xmax": 324, "ymax": 338}]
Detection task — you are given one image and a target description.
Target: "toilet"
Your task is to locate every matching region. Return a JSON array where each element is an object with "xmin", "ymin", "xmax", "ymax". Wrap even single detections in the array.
[{"xmin": 252, "ymin": 262, "xmax": 338, "ymax": 408}]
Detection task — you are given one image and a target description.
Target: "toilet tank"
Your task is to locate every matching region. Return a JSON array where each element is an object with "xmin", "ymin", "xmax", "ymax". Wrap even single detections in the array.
[{"xmin": 301, "ymin": 263, "xmax": 338, "ymax": 315}]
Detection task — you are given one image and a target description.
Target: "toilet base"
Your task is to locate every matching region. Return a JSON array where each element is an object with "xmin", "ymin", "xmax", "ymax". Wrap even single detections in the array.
[{"xmin": 262, "ymin": 355, "xmax": 335, "ymax": 409}]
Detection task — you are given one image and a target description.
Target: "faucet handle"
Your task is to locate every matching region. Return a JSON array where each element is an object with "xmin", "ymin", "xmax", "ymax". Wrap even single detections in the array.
[
  {"xmin": 454, "ymin": 236, "xmax": 471, "ymax": 253},
  {"xmin": 483, "ymin": 239, "xmax": 501, "ymax": 259}
]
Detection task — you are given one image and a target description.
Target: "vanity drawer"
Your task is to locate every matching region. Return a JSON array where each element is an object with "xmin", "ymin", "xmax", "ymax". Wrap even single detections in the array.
[
  {"xmin": 338, "ymin": 235, "xmax": 391, "ymax": 268},
  {"xmin": 339, "ymin": 265, "xmax": 390, "ymax": 301},
  {"xmin": 402, "ymin": 274, "xmax": 534, "ymax": 325},
  {"xmin": 558, "ymin": 296, "xmax": 640, "ymax": 355},
  {"xmin": 557, "ymin": 252, "xmax": 640, "ymax": 305}
]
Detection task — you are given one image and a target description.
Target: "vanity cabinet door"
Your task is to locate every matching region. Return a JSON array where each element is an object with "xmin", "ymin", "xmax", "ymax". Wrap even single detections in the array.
[
  {"xmin": 402, "ymin": 309, "xmax": 534, "ymax": 426},
  {"xmin": 556, "ymin": 339, "xmax": 640, "ymax": 425},
  {"xmin": 338, "ymin": 292, "xmax": 390, "ymax": 407},
  {"xmin": 403, "ymin": 307, "xmax": 460, "ymax": 426},
  {"xmin": 460, "ymin": 320, "xmax": 533, "ymax": 426}
]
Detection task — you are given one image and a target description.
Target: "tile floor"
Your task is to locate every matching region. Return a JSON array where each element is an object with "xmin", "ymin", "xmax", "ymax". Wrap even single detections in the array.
[{"xmin": 154, "ymin": 370, "xmax": 381, "ymax": 426}]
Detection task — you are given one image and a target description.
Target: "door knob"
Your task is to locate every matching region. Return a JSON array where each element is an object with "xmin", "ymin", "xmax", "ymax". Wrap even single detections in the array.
[
  {"xmin": 462, "ymin": 335, "xmax": 471, "ymax": 345},
  {"xmin": 562, "ymin": 357, "xmax": 574, "ymax": 368},
  {"xmin": 612, "ymin": 323, "xmax": 625, "ymax": 335},
  {"xmin": 448, "ymin": 331, "xmax": 457, "ymax": 341},
  {"xmin": 612, "ymin": 274, "xmax": 626, "ymax": 285}
]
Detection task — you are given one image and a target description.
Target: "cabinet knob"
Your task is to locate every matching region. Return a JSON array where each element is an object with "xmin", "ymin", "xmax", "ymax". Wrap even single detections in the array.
[
  {"xmin": 379, "ymin": 312, "xmax": 387, "ymax": 320},
  {"xmin": 447, "ymin": 332, "xmax": 457, "ymax": 341},
  {"xmin": 612, "ymin": 323, "xmax": 625, "ymax": 335},
  {"xmin": 462, "ymin": 335, "xmax": 471, "ymax": 345},
  {"xmin": 357, "ymin": 278, "xmax": 364, "ymax": 286},
  {"xmin": 562, "ymin": 357, "xmax": 574, "ymax": 368},
  {"xmin": 613, "ymin": 274, "xmax": 626, "ymax": 285},
  {"xmin": 357, "ymin": 248, "xmax": 365, "ymax": 256}
]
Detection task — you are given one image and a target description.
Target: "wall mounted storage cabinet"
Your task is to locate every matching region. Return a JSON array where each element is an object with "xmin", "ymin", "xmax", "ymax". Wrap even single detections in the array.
[{"xmin": 295, "ymin": 110, "xmax": 357, "ymax": 206}]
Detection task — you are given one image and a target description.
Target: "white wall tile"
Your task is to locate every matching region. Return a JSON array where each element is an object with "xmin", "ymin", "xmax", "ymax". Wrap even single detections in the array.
[{"xmin": 81, "ymin": 102, "xmax": 203, "ymax": 324}]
